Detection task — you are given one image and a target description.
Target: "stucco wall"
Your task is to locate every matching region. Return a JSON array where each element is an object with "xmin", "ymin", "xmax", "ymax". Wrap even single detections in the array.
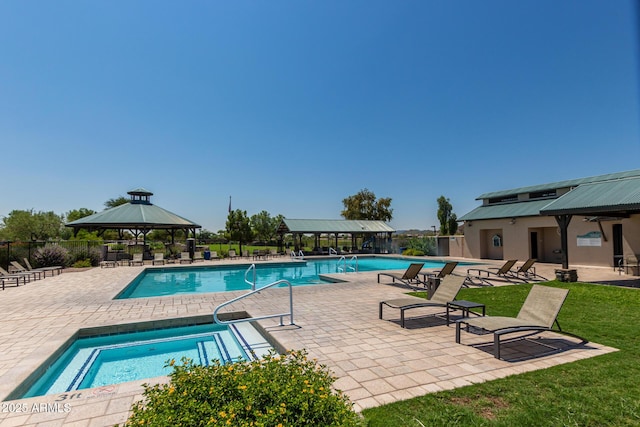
[
  {"xmin": 463, "ymin": 214, "xmax": 640, "ymax": 267},
  {"xmin": 446, "ymin": 236, "xmax": 468, "ymax": 258}
]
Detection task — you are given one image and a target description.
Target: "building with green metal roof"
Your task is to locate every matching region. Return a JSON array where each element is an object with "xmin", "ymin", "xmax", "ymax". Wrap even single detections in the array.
[{"xmin": 460, "ymin": 170, "xmax": 640, "ymax": 269}]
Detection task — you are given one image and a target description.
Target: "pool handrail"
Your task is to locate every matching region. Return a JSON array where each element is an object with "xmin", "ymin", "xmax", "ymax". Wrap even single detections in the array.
[
  {"xmin": 348, "ymin": 255, "xmax": 358, "ymax": 272},
  {"xmin": 213, "ymin": 279, "xmax": 295, "ymax": 326},
  {"xmin": 245, "ymin": 263, "xmax": 257, "ymax": 290},
  {"xmin": 337, "ymin": 255, "xmax": 358, "ymax": 273}
]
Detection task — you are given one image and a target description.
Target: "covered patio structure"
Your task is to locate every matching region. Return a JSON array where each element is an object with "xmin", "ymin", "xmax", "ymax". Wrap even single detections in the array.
[
  {"xmin": 276, "ymin": 219, "xmax": 395, "ymax": 255},
  {"xmin": 540, "ymin": 176, "xmax": 640, "ymax": 269},
  {"xmin": 66, "ymin": 188, "xmax": 201, "ymax": 260}
]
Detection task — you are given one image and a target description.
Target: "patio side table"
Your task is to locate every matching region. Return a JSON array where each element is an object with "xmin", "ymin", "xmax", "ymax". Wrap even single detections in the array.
[{"xmin": 446, "ymin": 300, "xmax": 485, "ymax": 325}]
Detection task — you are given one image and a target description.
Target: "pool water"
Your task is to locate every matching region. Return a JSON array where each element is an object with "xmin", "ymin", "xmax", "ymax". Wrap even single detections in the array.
[
  {"xmin": 117, "ymin": 257, "xmax": 462, "ymax": 299},
  {"xmin": 22, "ymin": 322, "xmax": 271, "ymax": 398}
]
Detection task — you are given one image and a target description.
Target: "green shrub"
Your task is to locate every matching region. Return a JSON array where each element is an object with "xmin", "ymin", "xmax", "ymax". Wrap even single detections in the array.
[
  {"xmin": 72, "ymin": 259, "xmax": 92, "ymax": 268},
  {"xmin": 71, "ymin": 247, "xmax": 102, "ymax": 267},
  {"xmin": 406, "ymin": 237, "xmax": 436, "ymax": 256},
  {"xmin": 402, "ymin": 248, "xmax": 425, "ymax": 256},
  {"xmin": 124, "ymin": 350, "xmax": 361, "ymax": 427},
  {"xmin": 33, "ymin": 244, "xmax": 70, "ymax": 268}
]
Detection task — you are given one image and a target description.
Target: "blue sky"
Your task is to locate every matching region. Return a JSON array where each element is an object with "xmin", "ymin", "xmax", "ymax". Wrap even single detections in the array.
[{"xmin": 1, "ymin": 1, "xmax": 638, "ymax": 233}]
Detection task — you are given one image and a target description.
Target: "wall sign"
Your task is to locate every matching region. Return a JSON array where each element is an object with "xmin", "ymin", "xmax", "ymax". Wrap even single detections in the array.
[{"xmin": 577, "ymin": 231, "xmax": 602, "ymax": 247}]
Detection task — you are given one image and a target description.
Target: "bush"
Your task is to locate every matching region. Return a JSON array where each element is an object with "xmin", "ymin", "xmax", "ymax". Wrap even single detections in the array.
[
  {"xmin": 406, "ymin": 237, "xmax": 437, "ymax": 256},
  {"xmin": 71, "ymin": 247, "xmax": 102, "ymax": 267},
  {"xmin": 110, "ymin": 243, "xmax": 126, "ymax": 251},
  {"xmin": 402, "ymin": 248, "xmax": 425, "ymax": 256},
  {"xmin": 33, "ymin": 244, "xmax": 70, "ymax": 268},
  {"xmin": 72, "ymin": 259, "xmax": 92, "ymax": 268},
  {"xmin": 123, "ymin": 350, "xmax": 361, "ymax": 427}
]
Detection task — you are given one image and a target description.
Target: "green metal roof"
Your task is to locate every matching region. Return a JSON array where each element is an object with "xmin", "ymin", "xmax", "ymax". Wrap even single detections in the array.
[
  {"xmin": 477, "ymin": 169, "xmax": 640, "ymax": 200},
  {"xmin": 278, "ymin": 219, "xmax": 395, "ymax": 234},
  {"xmin": 66, "ymin": 202, "xmax": 201, "ymax": 230},
  {"xmin": 459, "ymin": 199, "xmax": 552, "ymax": 221},
  {"xmin": 540, "ymin": 176, "xmax": 640, "ymax": 216}
]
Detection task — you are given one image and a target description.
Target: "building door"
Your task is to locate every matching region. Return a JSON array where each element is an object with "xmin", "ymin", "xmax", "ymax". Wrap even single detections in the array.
[
  {"xmin": 613, "ymin": 224, "xmax": 623, "ymax": 267},
  {"xmin": 530, "ymin": 231, "xmax": 538, "ymax": 260}
]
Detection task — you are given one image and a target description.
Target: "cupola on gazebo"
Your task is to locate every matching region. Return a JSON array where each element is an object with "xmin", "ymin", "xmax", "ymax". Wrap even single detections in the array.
[{"xmin": 65, "ymin": 188, "xmax": 201, "ymax": 244}]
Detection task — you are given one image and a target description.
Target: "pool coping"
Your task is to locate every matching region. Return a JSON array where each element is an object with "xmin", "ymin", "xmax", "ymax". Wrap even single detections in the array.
[{"xmin": 0, "ymin": 256, "xmax": 620, "ymax": 426}]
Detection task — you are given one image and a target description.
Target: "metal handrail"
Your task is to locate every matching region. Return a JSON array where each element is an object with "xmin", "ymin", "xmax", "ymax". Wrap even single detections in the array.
[
  {"xmin": 290, "ymin": 250, "xmax": 304, "ymax": 259},
  {"xmin": 337, "ymin": 255, "xmax": 358, "ymax": 273},
  {"xmin": 348, "ymin": 255, "xmax": 358, "ymax": 272},
  {"xmin": 244, "ymin": 263, "xmax": 257, "ymax": 290},
  {"xmin": 213, "ymin": 279, "xmax": 295, "ymax": 326}
]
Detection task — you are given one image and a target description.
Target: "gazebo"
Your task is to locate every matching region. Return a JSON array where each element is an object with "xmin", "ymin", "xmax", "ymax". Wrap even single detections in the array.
[
  {"xmin": 276, "ymin": 219, "xmax": 395, "ymax": 254},
  {"xmin": 66, "ymin": 188, "xmax": 201, "ymax": 247}
]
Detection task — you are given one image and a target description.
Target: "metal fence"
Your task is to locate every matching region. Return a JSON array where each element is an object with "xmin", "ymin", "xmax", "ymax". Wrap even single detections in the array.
[{"xmin": 0, "ymin": 241, "xmax": 105, "ymax": 270}]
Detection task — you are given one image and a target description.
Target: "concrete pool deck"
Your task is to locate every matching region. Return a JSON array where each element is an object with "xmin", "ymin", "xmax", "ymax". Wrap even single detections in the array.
[{"xmin": 0, "ymin": 257, "xmax": 624, "ymax": 426}]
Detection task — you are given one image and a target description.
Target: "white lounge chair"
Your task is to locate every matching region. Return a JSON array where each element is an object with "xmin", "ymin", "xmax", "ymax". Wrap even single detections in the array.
[{"xmin": 152, "ymin": 253, "xmax": 165, "ymax": 265}]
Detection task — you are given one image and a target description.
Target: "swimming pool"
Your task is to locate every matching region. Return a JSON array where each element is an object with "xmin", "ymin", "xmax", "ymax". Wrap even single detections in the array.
[
  {"xmin": 19, "ymin": 320, "xmax": 273, "ymax": 398},
  {"xmin": 116, "ymin": 257, "xmax": 467, "ymax": 299}
]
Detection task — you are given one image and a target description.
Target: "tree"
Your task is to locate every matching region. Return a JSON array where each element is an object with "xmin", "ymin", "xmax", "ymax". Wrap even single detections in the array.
[
  {"xmin": 66, "ymin": 208, "xmax": 96, "ymax": 223},
  {"xmin": 225, "ymin": 209, "xmax": 254, "ymax": 256},
  {"xmin": 341, "ymin": 189, "xmax": 393, "ymax": 221},
  {"xmin": 251, "ymin": 211, "xmax": 284, "ymax": 244},
  {"xmin": 0, "ymin": 209, "xmax": 64, "ymax": 241},
  {"xmin": 198, "ymin": 229, "xmax": 216, "ymax": 242},
  {"xmin": 437, "ymin": 196, "xmax": 459, "ymax": 235},
  {"xmin": 104, "ymin": 196, "xmax": 129, "ymax": 209},
  {"xmin": 62, "ymin": 208, "xmax": 99, "ymax": 240}
]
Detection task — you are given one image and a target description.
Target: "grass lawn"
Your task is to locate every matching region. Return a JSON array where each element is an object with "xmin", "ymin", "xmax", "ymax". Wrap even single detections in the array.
[{"xmin": 361, "ymin": 281, "xmax": 640, "ymax": 426}]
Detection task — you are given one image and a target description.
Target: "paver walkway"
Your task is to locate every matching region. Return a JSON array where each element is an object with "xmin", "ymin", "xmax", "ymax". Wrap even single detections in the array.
[{"xmin": 0, "ymin": 257, "xmax": 622, "ymax": 426}]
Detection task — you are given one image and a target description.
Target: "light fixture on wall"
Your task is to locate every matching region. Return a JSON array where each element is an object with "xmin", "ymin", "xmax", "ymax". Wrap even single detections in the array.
[
  {"xmin": 467, "ymin": 221, "xmax": 472, "ymax": 227},
  {"xmin": 509, "ymin": 217, "xmax": 516, "ymax": 225}
]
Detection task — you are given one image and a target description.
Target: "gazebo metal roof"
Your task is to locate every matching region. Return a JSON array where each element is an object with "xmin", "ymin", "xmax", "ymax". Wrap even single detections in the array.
[
  {"xmin": 276, "ymin": 219, "xmax": 395, "ymax": 234},
  {"xmin": 65, "ymin": 188, "xmax": 201, "ymax": 238}
]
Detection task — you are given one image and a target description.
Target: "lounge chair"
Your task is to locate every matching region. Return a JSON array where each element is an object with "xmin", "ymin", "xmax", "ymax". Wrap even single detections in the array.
[
  {"xmin": 210, "ymin": 251, "xmax": 219, "ymax": 260},
  {"xmin": 129, "ymin": 253, "xmax": 144, "ymax": 266},
  {"xmin": 23, "ymin": 258, "xmax": 63, "ymax": 276},
  {"xmin": 10, "ymin": 261, "xmax": 43, "ymax": 280},
  {"xmin": 456, "ymin": 284, "xmax": 586, "ymax": 359},
  {"xmin": 0, "ymin": 267, "xmax": 29, "ymax": 289},
  {"xmin": 421, "ymin": 261, "xmax": 459, "ymax": 281},
  {"xmin": 228, "ymin": 249, "xmax": 238, "ymax": 259},
  {"xmin": 0, "ymin": 266, "xmax": 32, "ymax": 284},
  {"xmin": 152, "ymin": 253, "xmax": 165, "ymax": 265},
  {"xmin": 193, "ymin": 251, "xmax": 204, "ymax": 262},
  {"xmin": 377, "ymin": 263, "xmax": 426, "ymax": 290},
  {"xmin": 510, "ymin": 259, "xmax": 547, "ymax": 281},
  {"xmin": 465, "ymin": 259, "xmax": 520, "ymax": 286},
  {"xmin": 179, "ymin": 252, "xmax": 192, "ymax": 264},
  {"xmin": 379, "ymin": 275, "xmax": 467, "ymax": 327}
]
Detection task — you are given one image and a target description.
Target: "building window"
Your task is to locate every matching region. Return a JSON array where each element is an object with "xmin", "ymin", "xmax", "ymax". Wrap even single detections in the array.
[{"xmin": 492, "ymin": 234, "xmax": 502, "ymax": 247}]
